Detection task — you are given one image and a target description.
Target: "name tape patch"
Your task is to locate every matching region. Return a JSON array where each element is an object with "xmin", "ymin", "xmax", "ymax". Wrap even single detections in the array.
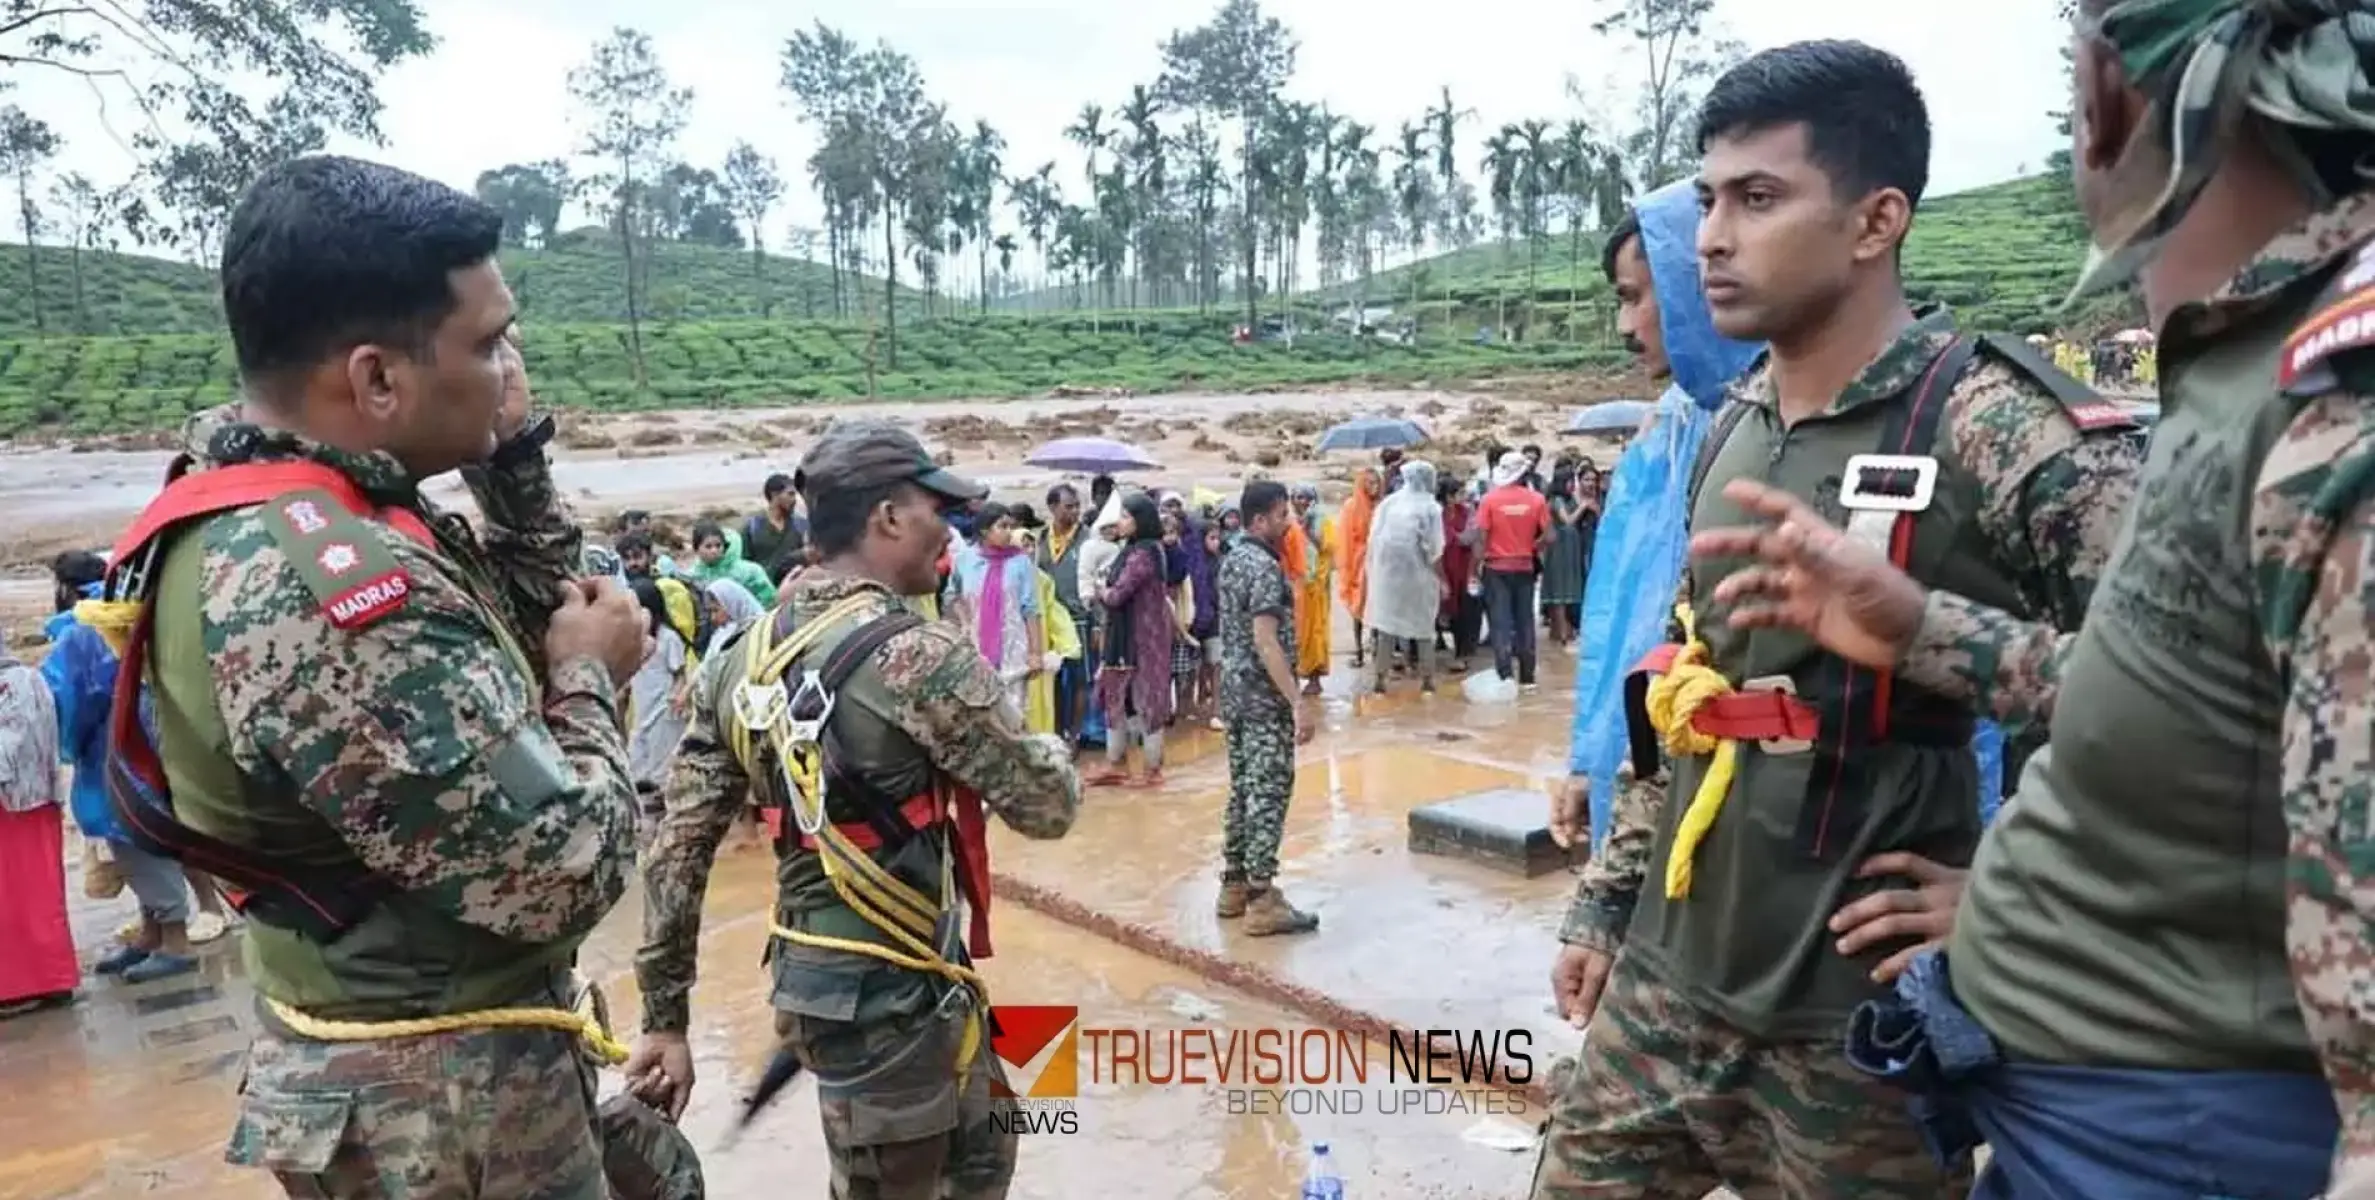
[
  {"xmin": 2281, "ymin": 290, "xmax": 2375, "ymax": 391},
  {"xmin": 325, "ymin": 570, "xmax": 411, "ymax": 630}
]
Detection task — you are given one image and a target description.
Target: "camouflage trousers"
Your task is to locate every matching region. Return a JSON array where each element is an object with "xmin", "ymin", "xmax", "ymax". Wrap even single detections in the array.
[
  {"xmin": 1222, "ymin": 709, "xmax": 1297, "ymax": 882},
  {"xmin": 1529, "ymin": 961, "xmax": 1969, "ymax": 1200},
  {"xmin": 227, "ymin": 1022, "xmax": 607, "ymax": 1199},
  {"xmin": 776, "ymin": 989, "xmax": 1018, "ymax": 1200},
  {"xmin": 598, "ymin": 1093, "xmax": 707, "ymax": 1200}
]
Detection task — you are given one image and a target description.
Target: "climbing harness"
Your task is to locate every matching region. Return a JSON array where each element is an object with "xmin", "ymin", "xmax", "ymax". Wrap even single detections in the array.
[{"xmin": 725, "ymin": 592, "xmax": 993, "ymax": 1087}]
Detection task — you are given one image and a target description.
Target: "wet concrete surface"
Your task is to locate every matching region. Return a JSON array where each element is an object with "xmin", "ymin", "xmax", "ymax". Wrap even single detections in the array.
[{"xmin": 0, "ymin": 642, "xmax": 1591, "ymax": 1200}]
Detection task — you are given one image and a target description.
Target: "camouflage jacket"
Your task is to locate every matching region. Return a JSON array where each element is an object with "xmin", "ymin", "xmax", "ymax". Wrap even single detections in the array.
[
  {"xmin": 1559, "ymin": 315, "xmax": 2145, "ymax": 952},
  {"xmin": 634, "ymin": 571, "xmax": 1080, "ymax": 1035},
  {"xmin": 168, "ymin": 407, "xmax": 636, "ymax": 947}
]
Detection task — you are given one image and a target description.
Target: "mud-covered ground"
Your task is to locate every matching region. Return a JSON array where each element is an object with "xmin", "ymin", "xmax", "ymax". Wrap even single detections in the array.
[{"xmin": 0, "ymin": 375, "xmax": 1650, "ymax": 648}]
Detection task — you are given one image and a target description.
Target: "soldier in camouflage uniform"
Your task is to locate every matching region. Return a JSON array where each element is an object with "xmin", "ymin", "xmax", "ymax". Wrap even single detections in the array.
[
  {"xmin": 1692, "ymin": 2, "xmax": 2375, "ymax": 1193},
  {"xmin": 1213, "ymin": 479, "xmax": 1319, "ymax": 936},
  {"xmin": 629, "ymin": 420, "xmax": 1080, "ymax": 1200},
  {"xmin": 112, "ymin": 157, "xmax": 654, "ymax": 1197},
  {"xmin": 1532, "ymin": 42, "xmax": 2145, "ymax": 1199}
]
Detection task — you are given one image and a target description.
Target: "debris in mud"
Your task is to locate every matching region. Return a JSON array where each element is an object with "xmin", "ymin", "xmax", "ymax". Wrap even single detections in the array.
[
  {"xmin": 625, "ymin": 427, "xmax": 683, "ymax": 448},
  {"xmin": 1416, "ymin": 399, "xmax": 1448, "ymax": 418},
  {"xmin": 1189, "ymin": 433, "xmax": 1227, "ymax": 453},
  {"xmin": 1252, "ymin": 448, "xmax": 1282, "ymax": 468},
  {"xmin": 558, "ymin": 422, "xmax": 618, "ymax": 451},
  {"xmin": 1046, "ymin": 384, "xmax": 1137, "ymax": 399}
]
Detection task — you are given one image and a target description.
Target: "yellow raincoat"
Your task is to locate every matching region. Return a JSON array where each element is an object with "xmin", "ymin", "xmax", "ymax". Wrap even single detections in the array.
[
  {"xmin": 1284, "ymin": 513, "xmax": 1336, "ymax": 679},
  {"xmin": 1024, "ymin": 567, "xmax": 1079, "ymax": 735}
]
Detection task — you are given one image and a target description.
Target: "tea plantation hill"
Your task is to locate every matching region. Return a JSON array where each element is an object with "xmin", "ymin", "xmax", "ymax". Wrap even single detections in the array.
[
  {"xmin": 0, "ymin": 226, "xmax": 915, "ymax": 337},
  {"xmin": 1289, "ymin": 175, "xmax": 2112, "ymax": 336},
  {"xmin": 0, "ymin": 174, "xmax": 2121, "ymax": 439}
]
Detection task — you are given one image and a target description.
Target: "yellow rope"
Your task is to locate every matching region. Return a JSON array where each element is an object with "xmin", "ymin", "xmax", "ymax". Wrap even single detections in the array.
[
  {"xmin": 262, "ymin": 989, "xmax": 631, "ymax": 1066},
  {"xmin": 732, "ymin": 593, "xmax": 988, "ymax": 1085},
  {"xmin": 1646, "ymin": 604, "xmax": 1741, "ymax": 900}
]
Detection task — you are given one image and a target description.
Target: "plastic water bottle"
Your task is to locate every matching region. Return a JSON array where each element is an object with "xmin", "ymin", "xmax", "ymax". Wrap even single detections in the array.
[{"xmin": 1301, "ymin": 1142, "xmax": 1345, "ymax": 1199}]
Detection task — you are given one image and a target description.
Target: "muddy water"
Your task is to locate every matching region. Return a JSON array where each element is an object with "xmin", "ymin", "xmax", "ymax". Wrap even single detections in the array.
[
  {"xmin": 0, "ymin": 632, "xmax": 1602, "ymax": 1199},
  {"xmin": 1, "ymin": 384, "xmax": 1623, "ymax": 645}
]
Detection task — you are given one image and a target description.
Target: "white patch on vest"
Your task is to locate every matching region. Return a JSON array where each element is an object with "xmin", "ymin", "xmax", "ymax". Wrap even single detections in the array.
[
  {"xmin": 283, "ymin": 500, "xmax": 328, "ymax": 535},
  {"xmin": 2285, "ymin": 306, "xmax": 2375, "ymax": 386},
  {"xmin": 325, "ymin": 571, "xmax": 410, "ymax": 629},
  {"xmin": 2342, "ymin": 244, "xmax": 2375, "ymax": 293},
  {"xmin": 316, "ymin": 542, "xmax": 360, "ymax": 576}
]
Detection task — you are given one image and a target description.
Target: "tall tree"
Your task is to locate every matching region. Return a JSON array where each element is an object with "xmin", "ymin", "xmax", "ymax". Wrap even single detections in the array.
[
  {"xmin": 953, "ymin": 121, "xmax": 1004, "ymax": 314},
  {"xmin": 474, "ymin": 162, "xmax": 571, "ymax": 248},
  {"xmin": 0, "ymin": 2, "xmax": 432, "ymax": 187},
  {"xmin": 1593, "ymin": 0, "xmax": 1718, "ymax": 190},
  {"xmin": 568, "ymin": 27, "xmax": 692, "ymax": 386},
  {"xmin": 0, "ymin": 106, "xmax": 56, "ymax": 334},
  {"xmin": 783, "ymin": 25, "xmax": 944, "ymax": 370},
  {"xmin": 722, "ymin": 142, "xmax": 786, "ymax": 310},
  {"xmin": 46, "ymin": 171, "xmax": 122, "ymax": 334},
  {"xmin": 1159, "ymin": 0, "xmax": 1298, "ymax": 330}
]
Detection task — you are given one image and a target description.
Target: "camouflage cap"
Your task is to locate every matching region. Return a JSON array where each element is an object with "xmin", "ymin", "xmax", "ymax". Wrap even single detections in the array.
[{"xmin": 793, "ymin": 419, "xmax": 987, "ymax": 506}]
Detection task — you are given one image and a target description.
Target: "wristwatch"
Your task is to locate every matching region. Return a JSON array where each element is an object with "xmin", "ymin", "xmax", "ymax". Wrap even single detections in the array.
[{"xmin": 489, "ymin": 413, "xmax": 557, "ymax": 469}]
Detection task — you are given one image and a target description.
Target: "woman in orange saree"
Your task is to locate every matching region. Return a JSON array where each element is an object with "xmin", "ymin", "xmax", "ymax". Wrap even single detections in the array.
[{"xmin": 1333, "ymin": 467, "xmax": 1382, "ymax": 668}]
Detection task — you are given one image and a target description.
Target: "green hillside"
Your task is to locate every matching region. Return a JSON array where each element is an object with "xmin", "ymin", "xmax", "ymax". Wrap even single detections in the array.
[
  {"xmin": 0, "ymin": 311, "xmax": 1623, "ymax": 438},
  {"xmin": 1301, "ymin": 175, "xmax": 2106, "ymax": 336},
  {"xmin": 0, "ymin": 230, "xmax": 919, "ymax": 337}
]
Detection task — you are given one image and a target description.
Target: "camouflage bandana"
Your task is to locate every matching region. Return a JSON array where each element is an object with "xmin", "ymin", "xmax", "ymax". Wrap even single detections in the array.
[{"xmin": 2069, "ymin": 0, "xmax": 2375, "ymax": 301}]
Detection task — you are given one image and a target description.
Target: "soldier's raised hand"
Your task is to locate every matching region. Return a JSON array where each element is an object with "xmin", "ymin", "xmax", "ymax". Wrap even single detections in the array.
[
  {"xmin": 548, "ymin": 575, "xmax": 651, "ymax": 686},
  {"xmin": 1688, "ymin": 479, "xmax": 1927, "ymax": 670}
]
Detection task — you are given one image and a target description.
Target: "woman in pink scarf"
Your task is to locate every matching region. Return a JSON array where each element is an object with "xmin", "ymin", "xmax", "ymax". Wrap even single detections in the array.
[{"xmin": 949, "ymin": 501, "xmax": 1046, "ymax": 712}]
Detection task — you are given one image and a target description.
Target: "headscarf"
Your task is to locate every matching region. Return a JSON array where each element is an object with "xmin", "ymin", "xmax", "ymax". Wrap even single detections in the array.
[
  {"xmin": 2071, "ymin": 0, "xmax": 2375, "ymax": 299},
  {"xmin": 704, "ymin": 578, "xmax": 764, "ymax": 626},
  {"xmin": 1491, "ymin": 450, "xmax": 1529, "ymax": 490},
  {"xmin": 1092, "ymin": 490, "xmax": 1127, "ymax": 537},
  {"xmin": 1336, "ymin": 467, "xmax": 1382, "ymax": 617},
  {"xmin": 582, "ymin": 544, "xmax": 627, "ymax": 583}
]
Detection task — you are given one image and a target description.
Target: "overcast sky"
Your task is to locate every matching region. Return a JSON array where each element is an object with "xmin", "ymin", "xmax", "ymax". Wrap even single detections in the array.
[{"xmin": 12, "ymin": 0, "xmax": 2070, "ymax": 260}]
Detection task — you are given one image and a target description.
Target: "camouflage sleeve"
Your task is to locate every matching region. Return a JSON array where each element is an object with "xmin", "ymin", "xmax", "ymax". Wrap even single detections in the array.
[
  {"xmin": 634, "ymin": 647, "xmax": 749, "ymax": 1035},
  {"xmin": 458, "ymin": 449, "xmax": 584, "ymax": 651},
  {"xmin": 1895, "ymin": 362, "xmax": 2143, "ymax": 728},
  {"xmin": 879, "ymin": 620, "xmax": 1080, "ymax": 840},
  {"xmin": 2253, "ymin": 384, "xmax": 2375, "ymax": 1178},
  {"xmin": 1558, "ymin": 762, "xmax": 1665, "ymax": 953},
  {"xmin": 209, "ymin": 519, "xmax": 637, "ymax": 946}
]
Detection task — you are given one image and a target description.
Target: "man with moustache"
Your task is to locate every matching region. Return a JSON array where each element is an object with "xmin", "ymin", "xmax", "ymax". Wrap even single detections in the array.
[{"xmin": 1528, "ymin": 39, "xmax": 2144, "ymax": 1199}]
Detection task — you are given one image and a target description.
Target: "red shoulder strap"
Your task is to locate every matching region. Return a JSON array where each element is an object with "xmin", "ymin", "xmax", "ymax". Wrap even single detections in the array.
[
  {"xmin": 112, "ymin": 461, "xmax": 434, "ymax": 564},
  {"xmin": 1630, "ymin": 643, "xmax": 1683, "ymax": 678}
]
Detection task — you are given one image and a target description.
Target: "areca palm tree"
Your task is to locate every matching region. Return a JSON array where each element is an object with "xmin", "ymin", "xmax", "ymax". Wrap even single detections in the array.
[
  {"xmin": 1065, "ymin": 104, "xmax": 1109, "ymax": 205},
  {"xmin": 957, "ymin": 120, "xmax": 1005, "ymax": 314}
]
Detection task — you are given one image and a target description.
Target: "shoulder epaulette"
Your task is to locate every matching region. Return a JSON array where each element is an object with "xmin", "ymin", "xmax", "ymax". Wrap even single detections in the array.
[
  {"xmin": 1976, "ymin": 332, "xmax": 2138, "ymax": 432},
  {"xmin": 258, "ymin": 490, "xmax": 414, "ymax": 631},
  {"xmin": 2279, "ymin": 237, "xmax": 2375, "ymax": 396}
]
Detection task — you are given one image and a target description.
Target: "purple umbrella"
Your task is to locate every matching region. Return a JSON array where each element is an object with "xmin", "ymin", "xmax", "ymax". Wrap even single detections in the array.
[{"xmin": 1024, "ymin": 436, "xmax": 1162, "ymax": 473}]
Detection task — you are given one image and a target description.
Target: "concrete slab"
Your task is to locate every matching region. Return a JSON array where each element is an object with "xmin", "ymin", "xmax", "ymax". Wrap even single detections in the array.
[{"xmin": 1408, "ymin": 788, "xmax": 1578, "ymax": 878}]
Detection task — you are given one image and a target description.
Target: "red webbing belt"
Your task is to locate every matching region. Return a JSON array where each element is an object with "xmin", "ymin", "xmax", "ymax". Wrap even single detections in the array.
[{"xmin": 1628, "ymin": 644, "xmax": 1822, "ymax": 743}]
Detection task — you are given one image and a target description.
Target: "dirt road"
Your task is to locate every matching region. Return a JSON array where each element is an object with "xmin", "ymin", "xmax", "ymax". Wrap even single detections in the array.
[{"xmin": 0, "ymin": 377, "xmax": 1648, "ymax": 646}]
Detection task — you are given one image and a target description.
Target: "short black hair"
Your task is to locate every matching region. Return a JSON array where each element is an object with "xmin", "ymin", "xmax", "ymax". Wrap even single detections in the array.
[
  {"xmin": 220, "ymin": 154, "xmax": 506, "ymax": 382},
  {"xmin": 763, "ymin": 473, "xmax": 795, "ymax": 500},
  {"xmin": 807, "ymin": 481, "xmax": 905, "ymax": 558},
  {"xmin": 619, "ymin": 509, "xmax": 652, "ymax": 529},
  {"xmin": 616, "ymin": 530, "xmax": 654, "ymax": 561},
  {"xmin": 1601, "ymin": 212, "xmax": 1642, "ymax": 282},
  {"xmin": 1046, "ymin": 482, "xmax": 1078, "ymax": 506},
  {"xmin": 1090, "ymin": 474, "xmax": 1116, "ymax": 503},
  {"xmin": 1241, "ymin": 479, "xmax": 1290, "ymax": 521},
  {"xmin": 690, "ymin": 520, "xmax": 726, "ymax": 549},
  {"xmin": 51, "ymin": 550, "xmax": 106, "ymax": 590},
  {"xmin": 1696, "ymin": 40, "xmax": 1931, "ymax": 210}
]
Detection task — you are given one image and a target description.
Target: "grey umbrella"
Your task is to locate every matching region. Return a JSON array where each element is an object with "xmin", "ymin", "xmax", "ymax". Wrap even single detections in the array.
[
  {"xmin": 1315, "ymin": 416, "xmax": 1428, "ymax": 453},
  {"xmin": 1563, "ymin": 400, "xmax": 1654, "ymax": 434}
]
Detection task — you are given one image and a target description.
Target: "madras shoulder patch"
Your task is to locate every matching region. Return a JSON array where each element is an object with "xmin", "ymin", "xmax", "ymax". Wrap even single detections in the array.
[
  {"xmin": 259, "ymin": 489, "xmax": 413, "ymax": 631},
  {"xmin": 2281, "ymin": 241, "xmax": 2375, "ymax": 394},
  {"xmin": 1978, "ymin": 332, "xmax": 2137, "ymax": 432}
]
